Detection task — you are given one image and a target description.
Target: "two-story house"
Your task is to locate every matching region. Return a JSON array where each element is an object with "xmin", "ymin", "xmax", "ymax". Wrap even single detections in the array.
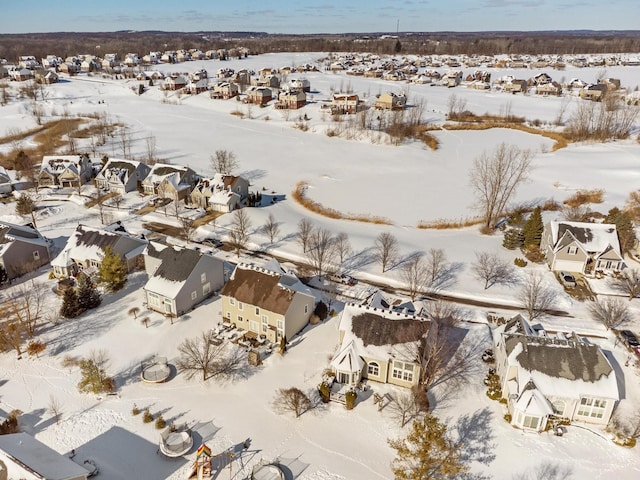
[
  {"xmin": 141, "ymin": 163, "xmax": 198, "ymax": 201},
  {"xmin": 38, "ymin": 155, "xmax": 93, "ymax": 189},
  {"xmin": 94, "ymin": 158, "xmax": 151, "ymax": 194},
  {"xmin": 0, "ymin": 221, "xmax": 51, "ymax": 280},
  {"xmin": 190, "ymin": 174, "xmax": 249, "ymax": 212}
]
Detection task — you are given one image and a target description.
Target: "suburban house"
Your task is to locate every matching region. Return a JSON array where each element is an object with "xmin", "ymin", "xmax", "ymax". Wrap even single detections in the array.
[
  {"xmin": 288, "ymin": 78, "xmax": 311, "ymax": 92},
  {"xmin": 536, "ymin": 81, "xmax": 563, "ymax": 96},
  {"xmin": 8, "ymin": 67, "xmax": 34, "ymax": 81},
  {"xmin": 210, "ymin": 81, "xmax": 239, "ymax": 99},
  {"xmin": 0, "ymin": 166, "xmax": 11, "ymax": 194},
  {"xmin": 493, "ymin": 315, "xmax": 619, "ymax": 432},
  {"xmin": 502, "ymin": 79, "xmax": 528, "ymax": 94},
  {"xmin": 0, "ymin": 433, "xmax": 90, "ymax": 480},
  {"xmin": 94, "ymin": 158, "xmax": 151, "ymax": 194},
  {"xmin": 252, "ymin": 74, "xmax": 280, "ymax": 89},
  {"xmin": 331, "ymin": 303, "xmax": 431, "ymax": 388},
  {"xmin": 51, "ymin": 223, "xmax": 147, "ymax": 278},
  {"xmin": 244, "ymin": 86, "xmax": 272, "ymax": 105},
  {"xmin": 579, "ymin": 83, "xmax": 608, "ymax": 101},
  {"xmin": 35, "ymin": 69, "xmax": 59, "ymax": 84},
  {"xmin": 541, "ymin": 220, "xmax": 626, "ymax": 274},
  {"xmin": 38, "ymin": 154, "xmax": 93, "ymax": 189},
  {"xmin": 190, "ymin": 174, "xmax": 249, "ymax": 212},
  {"xmin": 143, "ymin": 242, "xmax": 225, "ymax": 317},
  {"xmin": 141, "ymin": 163, "xmax": 198, "ymax": 201},
  {"xmin": 163, "ymin": 75, "xmax": 188, "ymax": 91},
  {"xmin": 0, "ymin": 221, "xmax": 51, "ymax": 280},
  {"xmin": 220, "ymin": 261, "xmax": 315, "ymax": 344},
  {"xmin": 374, "ymin": 92, "xmax": 407, "ymax": 110},
  {"xmin": 276, "ymin": 89, "xmax": 307, "ymax": 109},
  {"xmin": 329, "ymin": 93, "xmax": 364, "ymax": 114}
]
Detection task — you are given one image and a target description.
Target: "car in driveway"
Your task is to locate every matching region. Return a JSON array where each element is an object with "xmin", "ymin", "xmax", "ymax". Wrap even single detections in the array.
[
  {"xmin": 329, "ymin": 273, "xmax": 358, "ymax": 286},
  {"xmin": 620, "ymin": 329, "xmax": 640, "ymax": 349},
  {"xmin": 558, "ymin": 271, "xmax": 577, "ymax": 288},
  {"xmin": 201, "ymin": 238, "xmax": 223, "ymax": 248}
]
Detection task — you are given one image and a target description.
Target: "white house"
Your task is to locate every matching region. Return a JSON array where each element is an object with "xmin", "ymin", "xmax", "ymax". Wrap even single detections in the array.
[{"xmin": 493, "ymin": 315, "xmax": 619, "ymax": 432}]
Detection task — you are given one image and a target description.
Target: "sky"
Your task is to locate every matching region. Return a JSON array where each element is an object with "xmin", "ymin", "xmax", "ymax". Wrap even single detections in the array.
[{"xmin": 0, "ymin": 0, "xmax": 639, "ymax": 34}]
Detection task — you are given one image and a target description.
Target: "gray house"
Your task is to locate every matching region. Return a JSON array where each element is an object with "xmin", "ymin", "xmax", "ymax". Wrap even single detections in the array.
[
  {"xmin": 0, "ymin": 166, "xmax": 12, "ymax": 195},
  {"xmin": 0, "ymin": 221, "xmax": 51, "ymax": 280},
  {"xmin": 38, "ymin": 155, "xmax": 93, "ymax": 189},
  {"xmin": 541, "ymin": 220, "xmax": 626, "ymax": 274},
  {"xmin": 51, "ymin": 223, "xmax": 147, "ymax": 278},
  {"xmin": 95, "ymin": 158, "xmax": 151, "ymax": 194},
  {"xmin": 141, "ymin": 163, "xmax": 198, "ymax": 201},
  {"xmin": 143, "ymin": 242, "xmax": 225, "ymax": 317},
  {"xmin": 493, "ymin": 315, "xmax": 619, "ymax": 432}
]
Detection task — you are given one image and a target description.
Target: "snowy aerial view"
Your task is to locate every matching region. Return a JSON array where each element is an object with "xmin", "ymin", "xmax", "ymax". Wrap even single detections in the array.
[{"xmin": 2, "ymin": 3, "xmax": 640, "ymax": 480}]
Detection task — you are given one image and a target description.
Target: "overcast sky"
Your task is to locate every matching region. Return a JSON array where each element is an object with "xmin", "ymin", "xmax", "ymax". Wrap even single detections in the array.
[{"xmin": 1, "ymin": 0, "xmax": 639, "ymax": 34}]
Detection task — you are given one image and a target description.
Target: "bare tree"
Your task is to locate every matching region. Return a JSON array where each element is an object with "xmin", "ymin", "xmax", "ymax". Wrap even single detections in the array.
[
  {"xmin": 228, "ymin": 208, "xmax": 252, "ymax": 256},
  {"xmin": 588, "ymin": 297, "xmax": 632, "ymax": 330},
  {"xmin": 272, "ymin": 387, "xmax": 312, "ymax": 418},
  {"xmin": 110, "ymin": 192, "xmax": 123, "ymax": 210},
  {"xmin": 118, "ymin": 126, "xmax": 133, "ymax": 159},
  {"xmin": 471, "ymin": 251, "xmax": 516, "ymax": 289},
  {"xmin": 469, "ymin": 143, "xmax": 532, "ymax": 230},
  {"xmin": 210, "ymin": 149, "xmax": 239, "ymax": 175},
  {"xmin": 374, "ymin": 231, "xmax": 399, "ymax": 272},
  {"xmin": 612, "ymin": 408, "xmax": 640, "ymax": 441},
  {"xmin": 425, "ymin": 248, "xmax": 449, "ymax": 290},
  {"xmin": 92, "ymin": 191, "xmax": 110, "ymax": 225},
  {"xmin": 156, "ymin": 182, "xmax": 171, "ymax": 217},
  {"xmin": 561, "ymin": 204, "xmax": 591, "ymax": 222},
  {"xmin": 145, "ymin": 135, "xmax": 157, "ymax": 164},
  {"xmin": 401, "ymin": 254, "xmax": 429, "ymax": 301},
  {"xmin": 610, "ymin": 269, "xmax": 640, "ymax": 300},
  {"xmin": 261, "ymin": 213, "xmax": 280, "ymax": 245},
  {"xmin": 296, "ymin": 218, "xmax": 315, "ymax": 253},
  {"xmin": 389, "ymin": 392, "xmax": 416, "ymax": 427},
  {"xmin": 16, "ymin": 193, "xmax": 37, "ymax": 227},
  {"xmin": 0, "ymin": 319, "xmax": 25, "ymax": 356},
  {"xmin": 334, "ymin": 232, "xmax": 352, "ymax": 266},
  {"xmin": 48, "ymin": 395, "xmax": 62, "ymax": 425},
  {"xmin": 306, "ymin": 228, "xmax": 337, "ymax": 278},
  {"xmin": 6, "ymin": 281, "xmax": 47, "ymax": 338},
  {"xmin": 176, "ymin": 332, "xmax": 244, "ymax": 381},
  {"xmin": 180, "ymin": 217, "xmax": 196, "ymax": 242},
  {"xmin": 518, "ymin": 272, "xmax": 558, "ymax": 321}
]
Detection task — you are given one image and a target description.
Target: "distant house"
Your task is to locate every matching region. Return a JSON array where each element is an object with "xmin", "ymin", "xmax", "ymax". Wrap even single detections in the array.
[
  {"xmin": 329, "ymin": 93, "xmax": 364, "ymax": 114},
  {"xmin": 51, "ymin": 223, "xmax": 147, "ymax": 278},
  {"xmin": 143, "ymin": 242, "xmax": 225, "ymax": 317},
  {"xmin": 186, "ymin": 78, "xmax": 208, "ymax": 94},
  {"xmin": 493, "ymin": 315, "xmax": 619, "ymax": 432},
  {"xmin": 536, "ymin": 81, "xmax": 562, "ymax": 96},
  {"xmin": 288, "ymin": 78, "xmax": 311, "ymax": 92},
  {"xmin": 94, "ymin": 158, "xmax": 151, "ymax": 194},
  {"xmin": 579, "ymin": 83, "xmax": 608, "ymax": 101},
  {"xmin": 541, "ymin": 220, "xmax": 626, "ymax": 274},
  {"xmin": 38, "ymin": 154, "xmax": 93, "ymax": 189},
  {"xmin": 220, "ymin": 261, "xmax": 315, "ymax": 344},
  {"xmin": 252, "ymin": 74, "xmax": 280, "ymax": 89},
  {"xmin": 441, "ymin": 70, "xmax": 462, "ymax": 87},
  {"xmin": 503, "ymin": 79, "xmax": 528, "ymax": 94},
  {"xmin": 164, "ymin": 75, "xmax": 188, "ymax": 91},
  {"xmin": 0, "ymin": 221, "xmax": 50, "ymax": 280},
  {"xmin": 190, "ymin": 174, "xmax": 249, "ymax": 212},
  {"xmin": 533, "ymin": 72, "xmax": 553, "ymax": 85},
  {"xmin": 8, "ymin": 67, "xmax": 34, "ymax": 82},
  {"xmin": 331, "ymin": 303, "xmax": 431, "ymax": 387},
  {"xmin": 141, "ymin": 163, "xmax": 198, "ymax": 201},
  {"xmin": 275, "ymin": 89, "xmax": 306, "ymax": 110},
  {"xmin": 0, "ymin": 433, "xmax": 90, "ymax": 480},
  {"xmin": 210, "ymin": 81, "xmax": 239, "ymax": 99},
  {"xmin": 59, "ymin": 62, "xmax": 81, "ymax": 75},
  {"xmin": 374, "ymin": 92, "xmax": 407, "ymax": 110},
  {"xmin": 244, "ymin": 86, "xmax": 272, "ymax": 105},
  {"xmin": 0, "ymin": 166, "xmax": 11, "ymax": 194}
]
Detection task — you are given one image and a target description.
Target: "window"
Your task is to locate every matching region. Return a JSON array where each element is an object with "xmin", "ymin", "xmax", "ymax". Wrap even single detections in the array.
[
  {"xmin": 249, "ymin": 320, "xmax": 259, "ymax": 332},
  {"xmin": 255, "ymin": 307, "xmax": 260, "ymax": 315},
  {"xmin": 577, "ymin": 397, "xmax": 607, "ymax": 419},
  {"xmin": 238, "ymin": 302, "xmax": 243, "ymax": 311},
  {"xmin": 523, "ymin": 415, "xmax": 540, "ymax": 430},
  {"xmin": 191, "ymin": 291, "xmax": 197, "ymax": 300},
  {"xmin": 552, "ymin": 400, "xmax": 566, "ymax": 416},
  {"xmin": 276, "ymin": 319, "xmax": 284, "ymax": 331},
  {"xmin": 147, "ymin": 292, "xmax": 161, "ymax": 307},
  {"xmin": 367, "ymin": 362, "xmax": 380, "ymax": 377},
  {"xmin": 229, "ymin": 298, "xmax": 235, "ymax": 305},
  {"xmin": 33, "ymin": 250, "xmax": 40, "ymax": 260},
  {"xmin": 567, "ymin": 246, "xmax": 578, "ymax": 255},
  {"xmin": 304, "ymin": 304, "xmax": 308, "ymax": 314},
  {"xmin": 203, "ymin": 282, "xmax": 211, "ymax": 296},
  {"xmin": 262, "ymin": 315, "xmax": 268, "ymax": 324},
  {"xmin": 237, "ymin": 315, "xmax": 243, "ymax": 322},
  {"xmin": 391, "ymin": 361, "xmax": 414, "ymax": 383},
  {"xmin": 201, "ymin": 272, "xmax": 207, "ymax": 283}
]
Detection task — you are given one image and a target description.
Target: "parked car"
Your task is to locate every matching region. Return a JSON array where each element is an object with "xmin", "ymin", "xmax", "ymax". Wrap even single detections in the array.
[
  {"xmin": 620, "ymin": 329, "xmax": 640, "ymax": 349},
  {"xmin": 201, "ymin": 238, "xmax": 223, "ymax": 248},
  {"xmin": 558, "ymin": 271, "xmax": 576, "ymax": 288},
  {"xmin": 329, "ymin": 273, "xmax": 357, "ymax": 286}
]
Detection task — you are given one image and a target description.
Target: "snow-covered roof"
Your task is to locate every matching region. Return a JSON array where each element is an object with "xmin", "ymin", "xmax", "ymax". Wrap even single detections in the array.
[
  {"xmin": 513, "ymin": 383, "xmax": 554, "ymax": 417},
  {"xmin": 331, "ymin": 340, "xmax": 365, "ymax": 374},
  {"xmin": 0, "ymin": 221, "xmax": 48, "ymax": 258},
  {"xmin": 548, "ymin": 220, "xmax": 621, "ymax": 255},
  {"xmin": 0, "ymin": 433, "xmax": 89, "ymax": 480}
]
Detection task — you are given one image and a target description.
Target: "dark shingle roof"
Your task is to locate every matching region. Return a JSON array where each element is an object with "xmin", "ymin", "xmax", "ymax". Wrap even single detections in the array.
[
  {"xmin": 147, "ymin": 243, "xmax": 202, "ymax": 282},
  {"xmin": 220, "ymin": 266, "xmax": 296, "ymax": 315},
  {"xmin": 351, "ymin": 312, "xmax": 430, "ymax": 347}
]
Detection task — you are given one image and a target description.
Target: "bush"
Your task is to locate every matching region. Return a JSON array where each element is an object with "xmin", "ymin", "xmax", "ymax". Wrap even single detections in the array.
[
  {"xmin": 142, "ymin": 409, "xmax": 153, "ymax": 423},
  {"xmin": 314, "ymin": 301, "xmax": 329, "ymax": 321},
  {"xmin": 345, "ymin": 389, "xmax": 357, "ymax": 410},
  {"xmin": 132, "ymin": 404, "xmax": 140, "ymax": 416},
  {"xmin": 514, "ymin": 257, "xmax": 527, "ymax": 267},
  {"xmin": 0, "ymin": 410, "xmax": 21, "ymax": 434},
  {"xmin": 504, "ymin": 413, "xmax": 512, "ymax": 423},
  {"xmin": 155, "ymin": 414, "xmax": 166, "ymax": 429},
  {"xmin": 523, "ymin": 246, "xmax": 545, "ymax": 263},
  {"xmin": 318, "ymin": 382, "xmax": 331, "ymax": 403}
]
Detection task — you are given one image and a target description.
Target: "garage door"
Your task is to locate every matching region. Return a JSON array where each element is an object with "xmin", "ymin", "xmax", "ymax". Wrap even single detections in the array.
[{"xmin": 552, "ymin": 259, "xmax": 584, "ymax": 273}]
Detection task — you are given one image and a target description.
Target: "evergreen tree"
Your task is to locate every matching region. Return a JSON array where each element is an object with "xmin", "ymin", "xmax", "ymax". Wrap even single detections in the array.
[
  {"xmin": 60, "ymin": 288, "xmax": 81, "ymax": 318},
  {"xmin": 77, "ymin": 274, "xmax": 102, "ymax": 311},
  {"xmin": 388, "ymin": 413, "xmax": 468, "ymax": 480},
  {"xmin": 522, "ymin": 206, "xmax": 543, "ymax": 248},
  {"xmin": 0, "ymin": 264, "xmax": 8, "ymax": 286},
  {"xmin": 16, "ymin": 193, "xmax": 37, "ymax": 228},
  {"xmin": 605, "ymin": 207, "xmax": 637, "ymax": 253},
  {"xmin": 98, "ymin": 246, "xmax": 128, "ymax": 292},
  {"xmin": 502, "ymin": 228, "xmax": 524, "ymax": 250}
]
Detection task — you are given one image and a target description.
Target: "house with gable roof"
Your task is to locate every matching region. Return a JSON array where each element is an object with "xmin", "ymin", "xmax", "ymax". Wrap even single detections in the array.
[
  {"xmin": 143, "ymin": 242, "xmax": 224, "ymax": 317},
  {"xmin": 220, "ymin": 261, "xmax": 315, "ymax": 344},
  {"xmin": 0, "ymin": 221, "xmax": 51, "ymax": 280},
  {"xmin": 493, "ymin": 315, "xmax": 619, "ymax": 432},
  {"xmin": 374, "ymin": 92, "xmax": 407, "ymax": 110},
  {"xmin": 0, "ymin": 432, "xmax": 90, "ymax": 480},
  {"xmin": 38, "ymin": 154, "xmax": 93, "ymax": 189},
  {"xmin": 141, "ymin": 163, "xmax": 198, "ymax": 201},
  {"xmin": 95, "ymin": 158, "xmax": 151, "ymax": 194},
  {"xmin": 541, "ymin": 220, "xmax": 626, "ymax": 274},
  {"xmin": 190, "ymin": 173, "xmax": 249, "ymax": 212},
  {"xmin": 331, "ymin": 303, "xmax": 432, "ymax": 388},
  {"xmin": 0, "ymin": 166, "xmax": 12, "ymax": 194},
  {"xmin": 51, "ymin": 223, "xmax": 147, "ymax": 279}
]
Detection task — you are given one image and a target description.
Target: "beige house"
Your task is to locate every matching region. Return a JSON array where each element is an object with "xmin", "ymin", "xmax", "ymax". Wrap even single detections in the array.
[
  {"xmin": 95, "ymin": 158, "xmax": 151, "ymax": 194},
  {"xmin": 210, "ymin": 81, "xmax": 239, "ymax": 99},
  {"xmin": 141, "ymin": 163, "xmax": 198, "ymax": 200},
  {"xmin": 536, "ymin": 81, "xmax": 562, "ymax": 96},
  {"xmin": 331, "ymin": 303, "xmax": 431, "ymax": 388},
  {"xmin": 579, "ymin": 83, "xmax": 608, "ymax": 101},
  {"xmin": 541, "ymin": 220, "xmax": 626, "ymax": 274},
  {"xmin": 502, "ymin": 79, "xmax": 528, "ymax": 94},
  {"xmin": 276, "ymin": 89, "xmax": 306, "ymax": 110},
  {"xmin": 374, "ymin": 92, "xmax": 407, "ymax": 110},
  {"xmin": 244, "ymin": 86, "xmax": 272, "ymax": 105},
  {"xmin": 38, "ymin": 154, "xmax": 93, "ymax": 189},
  {"xmin": 190, "ymin": 174, "xmax": 249, "ymax": 212},
  {"xmin": 220, "ymin": 261, "xmax": 315, "ymax": 344},
  {"xmin": 493, "ymin": 315, "xmax": 619, "ymax": 432},
  {"xmin": 329, "ymin": 93, "xmax": 364, "ymax": 114}
]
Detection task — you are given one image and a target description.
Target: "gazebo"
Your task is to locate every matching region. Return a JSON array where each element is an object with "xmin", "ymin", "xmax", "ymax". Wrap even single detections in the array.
[{"xmin": 330, "ymin": 341, "xmax": 364, "ymax": 385}]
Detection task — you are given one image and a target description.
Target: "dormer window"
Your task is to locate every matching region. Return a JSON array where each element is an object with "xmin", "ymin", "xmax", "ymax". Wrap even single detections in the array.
[{"xmin": 567, "ymin": 246, "xmax": 578, "ymax": 255}]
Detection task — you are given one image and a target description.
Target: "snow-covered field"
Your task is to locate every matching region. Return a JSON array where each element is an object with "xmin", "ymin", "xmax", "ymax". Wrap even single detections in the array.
[{"xmin": 2, "ymin": 52, "xmax": 640, "ymax": 479}]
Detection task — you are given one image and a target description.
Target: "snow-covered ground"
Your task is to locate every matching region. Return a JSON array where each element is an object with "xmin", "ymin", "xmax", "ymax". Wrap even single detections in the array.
[{"xmin": 2, "ymin": 52, "xmax": 640, "ymax": 479}]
